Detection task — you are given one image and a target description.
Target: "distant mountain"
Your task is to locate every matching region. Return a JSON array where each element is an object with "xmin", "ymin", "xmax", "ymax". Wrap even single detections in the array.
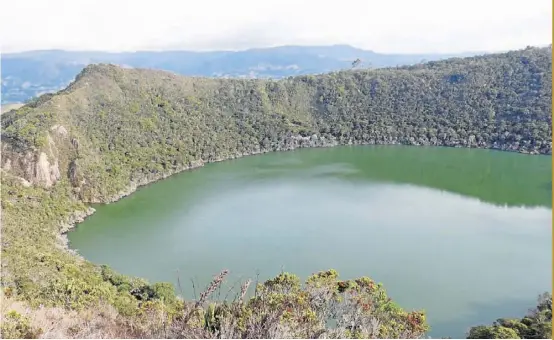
[{"xmin": 0, "ymin": 45, "xmax": 480, "ymax": 104}]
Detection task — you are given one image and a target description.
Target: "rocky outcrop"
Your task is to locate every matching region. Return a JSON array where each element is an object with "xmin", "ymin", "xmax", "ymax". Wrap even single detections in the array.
[
  {"xmin": 35, "ymin": 152, "xmax": 61, "ymax": 187},
  {"xmin": 0, "ymin": 130, "xmax": 68, "ymax": 188},
  {"xmin": 1, "ymin": 145, "xmax": 59, "ymax": 188}
]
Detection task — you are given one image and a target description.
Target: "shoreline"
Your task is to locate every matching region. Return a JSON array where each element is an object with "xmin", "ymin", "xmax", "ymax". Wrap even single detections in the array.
[
  {"xmin": 59, "ymin": 140, "xmax": 551, "ymax": 255},
  {"xmin": 58, "ymin": 139, "xmax": 339, "ymax": 252}
]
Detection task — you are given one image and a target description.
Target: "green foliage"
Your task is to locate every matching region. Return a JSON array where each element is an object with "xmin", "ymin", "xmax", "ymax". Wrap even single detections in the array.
[
  {"xmin": 183, "ymin": 269, "xmax": 429, "ymax": 339},
  {"xmin": 0, "ymin": 311, "xmax": 43, "ymax": 339},
  {"xmin": 2, "ymin": 47, "xmax": 550, "ymax": 203},
  {"xmin": 467, "ymin": 292, "xmax": 552, "ymax": 339},
  {"xmin": 151, "ymin": 282, "xmax": 178, "ymax": 305},
  {"xmin": 0, "ymin": 174, "xmax": 181, "ymax": 319},
  {"xmin": 261, "ymin": 272, "xmax": 302, "ymax": 294},
  {"xmin": 2, "ymin": 108, "xmax": 55, "ymax": 148},
  {"xmin": 0, "ymin": 48, "xmax": 551, "ymax": 338},
  {"xmin": 467, "ymin": 325, "xmax": 521, "ymax": 339}
]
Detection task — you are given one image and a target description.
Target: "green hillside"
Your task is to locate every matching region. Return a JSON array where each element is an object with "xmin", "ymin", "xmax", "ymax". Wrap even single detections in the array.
[{"xmin": 0, "ymin": 46, "xmax": 551, "ymax": 339}]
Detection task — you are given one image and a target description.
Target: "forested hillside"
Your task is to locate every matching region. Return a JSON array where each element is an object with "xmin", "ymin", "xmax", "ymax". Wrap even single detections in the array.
[
  {"xmin": 1, "ymin": 45, "xmax": 475, "ymax": 104},
  {"xmin": 1, "ymin": 46, "xmax": 551, "ymax": 202},
  {"xmin": 0, "ymin": 46, "xmax": 551, "ymax": 339}
]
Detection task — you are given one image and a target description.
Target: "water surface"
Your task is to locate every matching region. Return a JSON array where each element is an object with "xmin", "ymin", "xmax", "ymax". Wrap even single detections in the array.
[{"xmin": 69, "ymin": 146, "xmax": 552, "ymax": 338}]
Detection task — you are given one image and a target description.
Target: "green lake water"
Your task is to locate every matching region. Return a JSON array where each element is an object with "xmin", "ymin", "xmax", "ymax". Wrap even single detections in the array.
[{"xmin": 68, "ymin": 145, "xmax": 552, "ymax": 338}]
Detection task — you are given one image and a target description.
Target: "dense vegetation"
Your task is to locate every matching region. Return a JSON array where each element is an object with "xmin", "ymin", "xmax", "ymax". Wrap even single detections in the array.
[
  {"xmin": 467, "ymin": 293, "xmax": 552, "ymax": 339},
  {"xmin": 1, "ymin": 45, "xmax": 473, "ymax": 104},
  {"xmin": 0, "ymin": 46, "xmax": 551, "ymax": 338}
]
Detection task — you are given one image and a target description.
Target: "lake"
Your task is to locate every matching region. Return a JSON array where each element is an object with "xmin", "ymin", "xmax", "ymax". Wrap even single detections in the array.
[{"xmin": 68, "ymin": 145, "xmax": 552, "ymax": 338}]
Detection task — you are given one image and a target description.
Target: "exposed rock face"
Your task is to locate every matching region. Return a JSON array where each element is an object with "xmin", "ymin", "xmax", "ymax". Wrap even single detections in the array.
[
  {"xmin": 1, "ymin": 141, "xmax": 62, "ymax": 188},
  {"xmin": 68, "ymin": 159, "xmax": 80, "ymax": 187},
  {"xmin": 0, "ymin": 122, "xmax": 76, "ymax": 188},
  {"xmin": 50, "ymin": 124, "xmax": 69, "ymax": 138},
  {"xmin": 35, "ymin": 152, "xmax": 61, "ymax": 187}
]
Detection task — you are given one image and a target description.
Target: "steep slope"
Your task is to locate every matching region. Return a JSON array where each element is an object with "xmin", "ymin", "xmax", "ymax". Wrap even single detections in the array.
[
  {"xmin": 1, "ymin": 45, "xmax": 477, "ymax": 104},
  {"xmin": 0, "ymin": 46, "xmax": 551, "ymax": 339},
  {"xmin": 1, "ymin": 46, "xmax": 551, "ymax": 203}
]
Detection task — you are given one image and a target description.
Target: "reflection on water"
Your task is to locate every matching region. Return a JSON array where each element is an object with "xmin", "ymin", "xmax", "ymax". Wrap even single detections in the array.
[{"xmin": 69, "ymin": 146, "xmax": 552, "ymax": 338}]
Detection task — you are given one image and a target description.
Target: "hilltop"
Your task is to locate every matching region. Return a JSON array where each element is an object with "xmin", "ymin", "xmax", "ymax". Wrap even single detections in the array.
[
  {"xmin": 1, "ymin": 45, "xmax": 479, "ymax": 104},
  {"xmin": 2, "ymin": 47, "xmax": 552, "ymax": 202},
  {"xmin": 0, "ymin": 46, "xmax": 552, "ymax": 339}
]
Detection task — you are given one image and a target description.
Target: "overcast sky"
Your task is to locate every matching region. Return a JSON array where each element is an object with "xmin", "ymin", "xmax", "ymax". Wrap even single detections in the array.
[{"xmin": 0, "ymin": 0, "xmax": 551, "ymax": 54}]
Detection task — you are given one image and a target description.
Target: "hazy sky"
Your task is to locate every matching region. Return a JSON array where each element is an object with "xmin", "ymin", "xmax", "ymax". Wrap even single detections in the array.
[{"xmin": 0, "ymin": 0, "xmax": 551, "ymax": 54}]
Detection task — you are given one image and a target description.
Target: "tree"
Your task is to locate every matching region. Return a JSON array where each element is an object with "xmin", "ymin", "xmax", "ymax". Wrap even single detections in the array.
[
  {"xmin": 467, "ymin": 293, "xmax": 552, "ymax": 339},
  {"xmin": 467, "ymin": 325, "xmax": 520, "ymax": 339},
  {"xmin": 351, "ymin": 58, "xmax": 362, "ymax": 69}
]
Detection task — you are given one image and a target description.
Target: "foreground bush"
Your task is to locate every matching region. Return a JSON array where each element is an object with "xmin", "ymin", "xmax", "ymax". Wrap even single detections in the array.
[
  {"xmin": 467, "ymin": 292, "xmax": 552, "ymax": 339},
  {"xmin": 135, "ymin": 269, "xmax": 428, "ymax": 339},
  {"xmin": 3, "ymin": 267, "xmax": 550, "ymax": 339},
  {"xmin": 1, "ymin": 269, "xmax": 428, "ymax": 339}
]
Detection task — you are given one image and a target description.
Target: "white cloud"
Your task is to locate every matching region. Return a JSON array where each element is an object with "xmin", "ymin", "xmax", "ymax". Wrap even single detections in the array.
[{"xmin": 0, "ymin": 0, "xmax": 551, "ymax": 53}]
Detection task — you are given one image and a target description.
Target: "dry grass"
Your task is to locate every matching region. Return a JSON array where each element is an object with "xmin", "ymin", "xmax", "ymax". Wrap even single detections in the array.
[
  {"xmin": 1, "ymin": 269, "xmax": 430, "ymax": 339},
  {"xmin": 1, "ymin": 291, "xmax": 130, "ymax": 339}
]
